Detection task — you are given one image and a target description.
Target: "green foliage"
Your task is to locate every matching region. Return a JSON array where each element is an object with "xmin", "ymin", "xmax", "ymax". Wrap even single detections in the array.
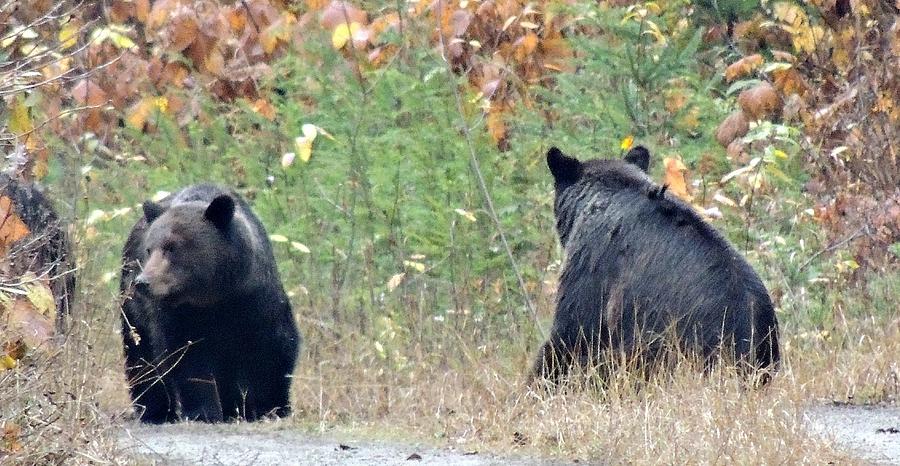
[
  {"xmin": 46, "ymin": 0, "xmax": 895, "ymax": 371},
  {"xmin": 67, "ymin": 30, "xmax": 555, "ymax": 351},
  {"xmin": 509, "ymin": 1, "xmax": 724, "ymax": 171}
]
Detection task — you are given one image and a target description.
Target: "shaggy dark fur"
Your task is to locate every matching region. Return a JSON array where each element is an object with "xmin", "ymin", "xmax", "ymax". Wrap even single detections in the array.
[
  {"xmin": 533, "ymin": 146, "xmax": 780, "ymax": 383},
  {"xmin": 1, "ymin": 174, "xmax": 75, "ymax": 333},
  {"xmin": 120, "ymin": 184, "xmax": 300, "ymax": 423}
]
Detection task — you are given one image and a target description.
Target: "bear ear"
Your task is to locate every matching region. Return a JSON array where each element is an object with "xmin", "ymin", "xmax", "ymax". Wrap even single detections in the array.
[
  {"xmin": 547, "ymin": 147, "xmax": 583, "ymax": 186},
  {"xmin": 143, "ymin": 201, "xmax": 165, "ymax": 223},
  {"xmin": 204, "ymin": 194, "xmax": 236, "ymax": 230},
  {"xmin": 624, "ymin": 145, "xmax": 651, "ymax": 172}
]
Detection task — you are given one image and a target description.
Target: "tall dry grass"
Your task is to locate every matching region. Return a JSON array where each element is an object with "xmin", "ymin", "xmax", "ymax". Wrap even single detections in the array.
[
  {"xmin": 3, "ymin": 269, "xmax": 898, "ymax": 464},
  {"xmin": 287, "ymin": 309, "xmax": 898, "ymax": 464}
]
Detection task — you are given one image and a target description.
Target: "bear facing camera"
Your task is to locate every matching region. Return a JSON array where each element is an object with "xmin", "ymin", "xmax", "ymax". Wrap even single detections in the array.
[
  {"xmin": 120, "ymin": 184, "xmax": 301, "ymax": 423},
  {"xmin": 533, "ymin": 145, "xmax": 780, "ymax": 385}
]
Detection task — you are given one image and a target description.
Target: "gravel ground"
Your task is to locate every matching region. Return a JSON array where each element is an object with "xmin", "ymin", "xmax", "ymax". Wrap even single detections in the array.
[
  {"xmin": 119, "ymin": 423, "xmax": 570, "ymax": 465},
  {"xmin": 119, "ymin": 404, "xmax": 900, "ymax": 465},
  {"xmin": 804, "ymin": 404, "xmax": 900, "ymax": 465}
]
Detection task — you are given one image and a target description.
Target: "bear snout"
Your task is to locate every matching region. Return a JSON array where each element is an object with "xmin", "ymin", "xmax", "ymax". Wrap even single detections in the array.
[
  {"xmin": 133, "ymin": 272, "xmax": 150, "ymax": 290},
  {"xmin": 137, "ymin": 251, "xmax": 177, "ymax": 297}
]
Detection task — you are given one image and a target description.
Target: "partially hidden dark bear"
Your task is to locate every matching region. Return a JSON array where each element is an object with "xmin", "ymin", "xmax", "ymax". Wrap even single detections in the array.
[
  {"xmin": 120, "ymin": 184, "xmax": 300, "ymax": 423},
  {"xmin": 1, "ymin": 173, "xmax": 76, "ymax": 333},
  {"xmin": 533, "ymin": 146, "xmax": 780, "ymax": 383}
]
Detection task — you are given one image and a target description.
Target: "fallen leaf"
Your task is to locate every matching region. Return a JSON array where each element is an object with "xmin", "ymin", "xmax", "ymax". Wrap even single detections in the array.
[{"xmin": 250, "ymin": 98, "xmax": 277, "ymax": 120}]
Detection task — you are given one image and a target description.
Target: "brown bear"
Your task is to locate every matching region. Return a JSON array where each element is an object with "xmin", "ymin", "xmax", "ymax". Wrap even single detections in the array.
[
  {"xmin": 533, "ymin": 146, "xmax": 780, "ymax": 384},
  {"xmin": 120, "ymin": 184, "xmax": 300, "ymax": 423}
]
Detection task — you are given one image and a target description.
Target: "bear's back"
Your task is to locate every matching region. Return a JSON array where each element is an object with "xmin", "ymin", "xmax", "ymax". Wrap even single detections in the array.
[{"xmin": 561, "ymin": 178, "xmax": 774, "ymax": 348}]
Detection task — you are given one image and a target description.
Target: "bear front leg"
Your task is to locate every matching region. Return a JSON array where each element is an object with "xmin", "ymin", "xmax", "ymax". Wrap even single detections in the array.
[
  {"xmin": 530, "ymin": 336, "xmax": 574, "ymax": 384},
  {"xmin": 172, "ymin": 356, "xmax": 224, "ymax": 423},
  {"xmin": 122, "ymin": 315, "xmax": 178, "ymax": 423}
]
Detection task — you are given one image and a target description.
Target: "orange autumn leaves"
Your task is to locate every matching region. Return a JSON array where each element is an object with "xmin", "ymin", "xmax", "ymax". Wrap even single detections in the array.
[
  {"xmin": 1, "ymin": 198, "xmax": 56, "ymax": 372},
  {"xmin": 312, "ymin": 0, "xmax": 573, "ymax": 149},
  {"xmin": 34, "ymin": 0, "xmax": 571, "ymax": 151}
]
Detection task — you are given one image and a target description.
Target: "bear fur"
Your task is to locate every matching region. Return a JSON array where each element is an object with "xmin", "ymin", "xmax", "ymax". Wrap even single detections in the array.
[
  {"xmin": 1, "ymin": 174, "xmax": 75, "ymax": 333},
  {"xmin": 533, "ymin": 146, "xmax": 780, "ymax": 383},
  {"xmin": 120, "ymin": 184, "xmax": 300, "ymax": 423}
]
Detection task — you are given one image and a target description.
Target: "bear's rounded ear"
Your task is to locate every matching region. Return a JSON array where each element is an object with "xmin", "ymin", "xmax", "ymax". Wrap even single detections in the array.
[
  {"xmin": 547, "ymin": 147, "xmax": 583, "ymax": 185},
  {"xmin": 205, "ymin": 194, "xmax": 236, "ymax": 229},
  {"xmin": 624, "ymin": 145, "xmax": 650, "ymax": 172},
  {"xmin": 143, "ymin": 201, "xmax": 165, "ymax": 223}
]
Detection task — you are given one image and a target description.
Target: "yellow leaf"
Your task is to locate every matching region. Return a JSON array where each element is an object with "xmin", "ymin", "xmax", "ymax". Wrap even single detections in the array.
[
  {"xmin": 294, "ymin": 136, "xmax": 313, "ymax": 162},
  {"xmin": 387, "ymin": 272, "xmax": 405, "ymax": 292},
  {"xmin": 291, "ymin": 241, "xmax": 311, "ymax": 253},
  {"xmin": 8, "ymin": 97, "xmax": 33, "ymax": 136},
  {"xmin": 724, "ymin": 54, "xmax": 764, "ymax": 82},
  {"xmin": 270, "ymin": 234, "xmax": 289, "ymax": 243},
  {"xmin": 403, "ymin": 260, "xmax": 426, "ymax": 273},
  {"xmin": 59, "ymin": 22, "xmax": 79, "ymax": 50},
  {"xmin": 332, "ymin": 22, "xmax": 361, "ymax": 49},
  {"xmin": 773, "ymin": 2, "xmax": 806, "ymax": 29},
  {"xmin": 454, "ymin": 208, "xmax": 477, "ymax": 222},
  {"xmin": 25, "ymin": 282, "xmax": 55, "ymax": 318},
  {"xmin": 0, "ymin": 354, "xmax": 16, "ymax": 370},
  {"xmin": 125, "ymin": 98, "xmax": 154, "ymax": 129},
  {"xmin": 620, "ymin": 135, "xmax": 634, "ymax": 151}
]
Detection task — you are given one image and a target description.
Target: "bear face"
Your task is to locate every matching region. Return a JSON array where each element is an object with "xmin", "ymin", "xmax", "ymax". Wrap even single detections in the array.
[{"xmin": 135, "ymin": 194, "xmax": 248, "ymax": 307}]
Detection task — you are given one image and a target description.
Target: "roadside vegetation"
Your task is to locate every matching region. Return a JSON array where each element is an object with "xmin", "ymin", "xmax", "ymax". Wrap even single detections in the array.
[{"xmin": 1, "ymin": 0, "xmax": 896, "ymax": 463}]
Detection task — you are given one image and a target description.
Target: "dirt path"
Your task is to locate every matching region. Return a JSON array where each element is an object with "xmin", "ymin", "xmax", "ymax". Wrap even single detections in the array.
[
  {"xmin": 120, "ymin": 404, "xmax": 900, "ymax": 465},
  {"xmin": 119, "ymin": 424, "xmax": 565, "ymax": 465},
  {"xmin": 804, "ymin": 405, "xmax": 900, "ymax": 465}
]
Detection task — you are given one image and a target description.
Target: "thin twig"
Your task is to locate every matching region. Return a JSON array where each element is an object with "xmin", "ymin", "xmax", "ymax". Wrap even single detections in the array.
[
  {"xmin": 798, "ymin": 225, "xmax": 870, "ymax": 271},
  {"xmin": 435, "ymin": 0, "xmax": 544, "ymax": 338}
]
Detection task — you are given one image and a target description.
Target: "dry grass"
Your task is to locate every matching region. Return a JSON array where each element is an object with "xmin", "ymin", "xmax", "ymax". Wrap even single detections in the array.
[
  {"xmin": 2, "ymin": 257, "xmax": 897, "ymax": 464},
  {"xmin": 286, "ymin": 311, "xmax": 899, "ymax": 464},
  {"xmin": 0, "ymin": 307, "xmax": 128, "ymax": 464}
]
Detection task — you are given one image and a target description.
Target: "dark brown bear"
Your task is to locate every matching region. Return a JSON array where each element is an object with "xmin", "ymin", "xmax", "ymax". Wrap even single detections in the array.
[
  {"xmin": 1, "ymin": 174, "xmax": 75, "ymax": 333},
  {"xmin": 120, "ymin": 184, "xmax": 300, "ymax": 423},
  {"xmin": 533, "ymin": 146, "xmax": 780, "ymax": 384}
]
